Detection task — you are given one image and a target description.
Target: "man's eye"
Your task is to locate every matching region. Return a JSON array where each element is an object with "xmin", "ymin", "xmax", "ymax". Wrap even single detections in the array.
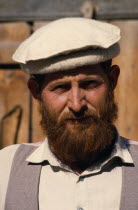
[
  {"xmin": 81, "ymin": 80, "xmax": 100, "ymax": 89},
  {"xmin": 52, "ymin": 84, "xmax": 70, "ymax": 92}
]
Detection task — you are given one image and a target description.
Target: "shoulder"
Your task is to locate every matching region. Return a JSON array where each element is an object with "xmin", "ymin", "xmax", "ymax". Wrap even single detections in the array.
[
  {"xmin": 0, "ymin": 142, "xmax": 43, "ymax": 209},
  {"xmin": 120, "ymin": 136, "xmax": 138, "ymax": 152},
  {"xmin": 0, "ymin": 144, "xmax": 20, "ymax": 164},
  {"xmin": 0, "ymin": 142, "xmax": 42, "ymax": 179},
  {"xmin": 0, "ymin": 144, "xmax": 20, "ymax": 209},
  {"xmin": 120, "ymin": 136, "xmax": 138, "ymax": 146},
  {"xmin": 0, "ymin": 144, "xmax": 21, "ymax": 178},
  {"xmin": 120, "ymin": 136, "xmax": 138, "ymax": 164},
  {"xmin": 120, "ymin": 136, "xmax": 138, "ymax": 147},
  {"xmin": 0, "ymin": 141, "xmax": 43, "ymax": 162}
]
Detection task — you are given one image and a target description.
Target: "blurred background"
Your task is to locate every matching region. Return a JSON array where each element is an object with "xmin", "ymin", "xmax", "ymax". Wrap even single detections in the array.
[{"xmin": 0, "ymin": 0, "xmax": 138, "ymax": 149}]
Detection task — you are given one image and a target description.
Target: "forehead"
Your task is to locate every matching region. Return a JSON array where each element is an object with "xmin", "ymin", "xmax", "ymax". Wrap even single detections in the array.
[{"xmin": 44, "ymin": 64, "xmax": 107, "ymax": 84}]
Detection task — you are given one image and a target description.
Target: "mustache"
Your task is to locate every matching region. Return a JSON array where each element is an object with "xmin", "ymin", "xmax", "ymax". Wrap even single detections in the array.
[{"xmin": 58, "ymin": 109, "xmax": 99, "ymax": 125}]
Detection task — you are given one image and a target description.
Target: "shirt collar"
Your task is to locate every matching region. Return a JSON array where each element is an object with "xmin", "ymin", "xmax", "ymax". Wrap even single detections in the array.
[
  {"xmin": 113, "ymin": 134, "xmax": 133, "ymax": 164},
  {"xmin": 83, "ymin": 133, "xmax": 134, "ymax": 175},
  {"xmin": 26, "ymin": 132, "xmax": 134, "ymax": 172},
  {"xmin": 26, "ymin": 138, "xmax": 61, "ymax": 167}
]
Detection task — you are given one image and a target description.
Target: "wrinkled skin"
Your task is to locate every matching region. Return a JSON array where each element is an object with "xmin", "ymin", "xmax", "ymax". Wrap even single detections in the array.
[{"xmin": 28, "ymin": 64, "xmax": 120, "ymax": 172}]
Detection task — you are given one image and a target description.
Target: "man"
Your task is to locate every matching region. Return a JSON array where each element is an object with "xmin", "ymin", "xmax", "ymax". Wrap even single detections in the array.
[{"xmin": 0, "ymin": 18, "xmax": 138, "ymax": 210}]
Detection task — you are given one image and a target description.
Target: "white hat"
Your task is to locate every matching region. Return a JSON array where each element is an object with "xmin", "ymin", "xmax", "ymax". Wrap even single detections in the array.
[{"xmin": 13, "ymin": 17, "xmax": 120, "ymax": 74}]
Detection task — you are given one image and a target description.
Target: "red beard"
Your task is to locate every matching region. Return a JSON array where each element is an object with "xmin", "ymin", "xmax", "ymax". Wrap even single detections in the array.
[{"xmin": 39, "ymin": 90, "xmax": 118, "ymax": 171}]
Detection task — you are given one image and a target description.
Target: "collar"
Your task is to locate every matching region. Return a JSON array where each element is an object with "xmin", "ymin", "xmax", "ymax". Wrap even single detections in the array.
[
  {"xmin": 83, "ymin": 134, "xmax": 134, "ymax": 175},
  {"xmin": 26, "ymin": 139, "xmax": 60, "ymax": 167},
  {"xmin": 26, "ymin": 132, "xmax": 134, "ymax": 174}
]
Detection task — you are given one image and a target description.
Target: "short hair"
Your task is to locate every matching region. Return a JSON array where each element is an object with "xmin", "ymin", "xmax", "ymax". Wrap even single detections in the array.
[{"xmin": 101, "ymin": 59, "xmax": 112, "ymax": 74}]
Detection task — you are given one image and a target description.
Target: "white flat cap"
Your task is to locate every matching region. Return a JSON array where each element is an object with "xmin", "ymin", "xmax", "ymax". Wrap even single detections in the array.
[{"xmin": 13, "ymin": 17, "xmax": 120, "ymax": 74}]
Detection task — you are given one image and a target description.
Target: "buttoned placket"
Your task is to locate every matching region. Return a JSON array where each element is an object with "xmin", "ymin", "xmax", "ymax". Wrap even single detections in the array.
[{"xmin": 76, "ymin": 175, "xmax": 87, "ymax": 210}]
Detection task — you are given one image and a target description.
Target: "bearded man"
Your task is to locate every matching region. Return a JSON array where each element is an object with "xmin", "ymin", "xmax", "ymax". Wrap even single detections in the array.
[{"xmin": 0, "ymin": 18, "xmax": 138, "ymax": 210}]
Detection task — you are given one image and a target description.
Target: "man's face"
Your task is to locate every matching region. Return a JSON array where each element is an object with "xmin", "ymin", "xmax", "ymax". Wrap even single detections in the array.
[
  {"xmin": 41, "ymin": 64, "xmax": 110, "ymax": 127},
  {"xmin": 29, "ymin": 64, "xmax": 119, "ymax": 169}
]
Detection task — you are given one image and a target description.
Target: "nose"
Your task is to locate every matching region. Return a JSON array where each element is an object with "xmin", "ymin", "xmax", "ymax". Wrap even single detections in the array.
[{"xmin": 67, "ymin": 86, "xmax": 87, "ymax": 113}]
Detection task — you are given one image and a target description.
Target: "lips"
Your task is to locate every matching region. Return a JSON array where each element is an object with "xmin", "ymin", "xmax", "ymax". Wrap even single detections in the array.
[{"xmin": 66, "ymin": 116, "xmax": 92, "ymax": 124}]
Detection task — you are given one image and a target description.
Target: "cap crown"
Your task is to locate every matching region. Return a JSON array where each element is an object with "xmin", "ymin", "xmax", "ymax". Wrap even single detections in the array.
[{"xmin": 13, "ymin": 18, "xmax": 120, "ymax": 64}]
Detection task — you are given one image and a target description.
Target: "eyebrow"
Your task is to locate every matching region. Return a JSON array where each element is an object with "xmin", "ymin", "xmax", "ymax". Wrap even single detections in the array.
[
  {"xmin": 53, "ymin": 75, "xmax": 104, "ymax": 84},
  {"xmin": 79, "ymin": 77, "xmax": 104, "ymax": 83},
  {"xmin": 48, "ymin": 81, "xmax": 71, "ymax": 89}
]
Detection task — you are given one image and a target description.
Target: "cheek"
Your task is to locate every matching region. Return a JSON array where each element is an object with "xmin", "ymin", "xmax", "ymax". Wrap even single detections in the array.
[
  {"xmin": 41, "ymin": 91, "xmax": 67, "ymax": 114},
  {"xmin": 86, "ymin": 86, "xmax": 109, "ymax": 108}
]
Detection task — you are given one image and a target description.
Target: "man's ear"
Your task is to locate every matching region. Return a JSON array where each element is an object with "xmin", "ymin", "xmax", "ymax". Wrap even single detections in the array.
[
  {"xmin": 109, "ymin": 65, "xmax": 120, "ymax": 90},
  {"xmin": 28, "ymin": 78, "xmax": 40, "ymax": 100}
]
